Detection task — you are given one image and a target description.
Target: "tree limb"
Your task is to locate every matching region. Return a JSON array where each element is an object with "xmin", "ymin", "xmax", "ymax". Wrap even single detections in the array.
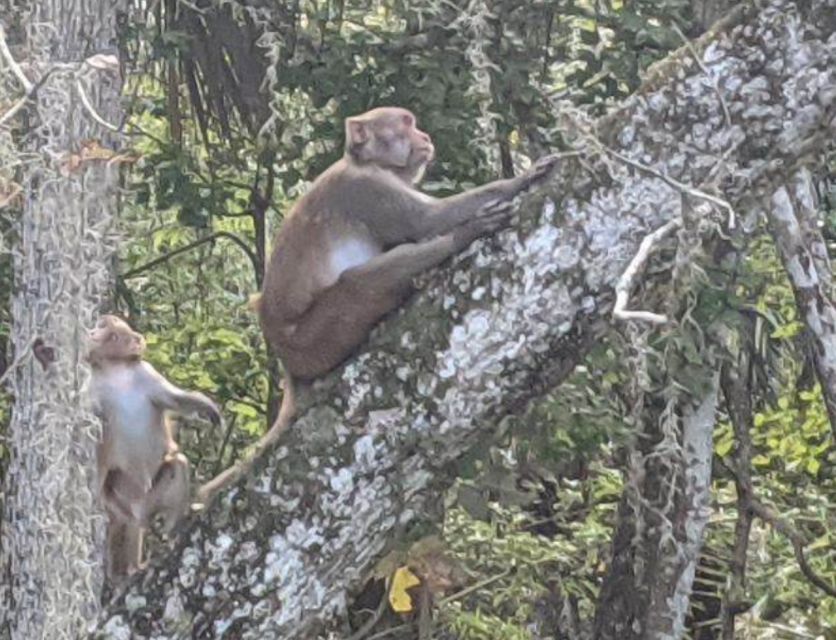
[
  {"xmin": 748, "ymin": 498, "xmax": 836, "ymax": 598},
  {"xmin": 120, "ymin": 230, "xmax": 259, "ymax": 282},
  {"xmin": 93, "ymin": 1, "xmax": 836, "ymax": 637}
]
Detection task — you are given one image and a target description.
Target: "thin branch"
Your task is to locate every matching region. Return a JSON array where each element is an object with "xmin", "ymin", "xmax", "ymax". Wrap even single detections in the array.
[
  {"xmin": 0, "ymin": 68, "xmax": 56, "ymax": 127},
  {"xmin": 673, "ymin": 23, "xmax": 732, "ymax": 130},
  {"xmin": 75, "ymin": 77, "xmax": 120, "ymax": 131},
  {"xmin": 0, "ymin": 25, "xmax": 33, "ymax": 91},
  {"xmin": 121, "ymin": 231, "xmax": 259, "ymax": 281},
  {"xmin": 719, "ymin": 319, "xmax": 756, "ymax": 639},
  {"xmin": 210, "ymin": 414, "xmax": 237, "ymax": 477},
  {"xmin": 596, "ymin": 141, "xmax": 737, "ymax": 229},
  {"xmin": 749, "ymin": 498, "xmax": 836, "ymax": 598},
  {"xmin": 613, "ymin": 218, "xmax": 681, "ymax": 324},
  {"xmin": 347, "ymin": 588, "xmax": 389, "ymax": 640},
  {"xmin": 438, "ymin": 567, "xmax": 513, "ymax": 605}
]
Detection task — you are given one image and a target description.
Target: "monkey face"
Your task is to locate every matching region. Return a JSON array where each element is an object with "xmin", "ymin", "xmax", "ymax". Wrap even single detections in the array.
[
  {"xmin": 88, "ymin": 315, "xmax": 146, "ymax": 363},
  {"xmin": 345, "ymin": 107, "xmax": 435, "ymax": 184}
]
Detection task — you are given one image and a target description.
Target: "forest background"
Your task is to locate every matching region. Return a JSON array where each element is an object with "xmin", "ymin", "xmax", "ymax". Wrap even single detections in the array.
[{"xmin": 0, "ymin": 0, "xmax": 834, "ymax": 639}]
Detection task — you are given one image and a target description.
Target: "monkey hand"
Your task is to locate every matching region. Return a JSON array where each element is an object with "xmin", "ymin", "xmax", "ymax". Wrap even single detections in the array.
[
  {"xmin": 453, "ymin": 199, "xmax": 514, "ymax": 248},
  {"xmin": 522, "ymin": 153, "xmax": 561, "ymax": 188},
  {"xmin": 193, "ymin": 395, "xmax": 223, "ymax": 427},
  {"xmin": 204, "ymin": 403, "xmax": 223, "ymax": 427}
]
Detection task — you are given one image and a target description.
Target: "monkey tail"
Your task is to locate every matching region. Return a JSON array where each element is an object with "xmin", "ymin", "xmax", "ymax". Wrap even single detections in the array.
[{"xmin": 195, "ymin": 375, "xmax": 296, "ymax": 506}]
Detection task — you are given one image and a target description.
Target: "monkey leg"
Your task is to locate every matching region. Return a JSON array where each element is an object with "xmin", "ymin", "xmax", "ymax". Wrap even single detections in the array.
[
  {"xmin": 144, "ymin": 452, "xmax": 190, "ymax": 534},
  {"xmin": 102, "ymin": 468, "xmax": 147, "ymax": 524},
  {"xmin": 280, "ymin": 236, "xmax": 463, "ymax": 379},
  {"xmin": 106, "ymin": 520, "xmax": 143, "ymax": 581}
]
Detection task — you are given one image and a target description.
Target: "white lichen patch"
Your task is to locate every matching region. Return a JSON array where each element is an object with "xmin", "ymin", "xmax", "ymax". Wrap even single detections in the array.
[
  {"xmin": 353, "ymin": 434, "xmax": 378, "ymax": 471},
  {"xmin": 162, "ymin": 590, "xmax": 185, "ymax": 623},
  {"xmin": 179, "ymin": 547, "xmax": 202, "ymax": 589},
  {"xmin": 327, "ymin": 466, "xmax": 355, "ymax": 495},
  {"xmin": 124, "ymin": 593, "xmax": 147, "ymax": 612},
  {"xmin": 101, "ymin": 616, "xmax": 132, "ymax": 640}
]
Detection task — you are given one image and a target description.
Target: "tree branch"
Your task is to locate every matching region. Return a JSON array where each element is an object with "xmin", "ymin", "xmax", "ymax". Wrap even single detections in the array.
[
  {"xmin": 748, "ymin": 498, "xmax": 836, "ymax": 598},
  {"xmin": 120, "ymin": 230, "xmax": 259, "ymax": 282},
  {"xmin": 93, "ymin": 2, "xmax": 836, "ymax": 637}
]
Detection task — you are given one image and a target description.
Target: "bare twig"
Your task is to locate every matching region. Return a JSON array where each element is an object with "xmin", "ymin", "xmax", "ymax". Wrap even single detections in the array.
[
  {"xmin": 748, "ymin": 498, "xmax": 836, "ymax": 598},
  {"xmin": 595, "ymin": 142, "xmax": 737, "ymax": 229},
  {"xmin": 438, "ymin": 566, "xmax": 513, "ymax": 606},
  {"xmin": 0, "ymin": 25, "xmax": 33, "ymax": 91},
  {"xmin": 613, "ymin": 219, "xmax": 681, "ymax": 324},
  {"xmin": 347, "ymin": 587, "xmax": 389, "ymax": 640},
  {"xmin": 673, "ymin": 23, "xmax": 732, "ymax": 130},
  {"xmin": 0, "ymin": 68, "xmax": 56, "ymax": 127},
  {"xmin": 719, "ymin": 318, "xmax": 756, "ymax": 639},
  {"xmin": 121, "ymin": 231, "xmax": 259, "ymax": 281},
  {"xmin": 75, "ymin": 77, "xmax": 120, "ymax": 131},
  {"xmin": 366, "ymin": 623, "xmax": 413, "ymax": 640}
]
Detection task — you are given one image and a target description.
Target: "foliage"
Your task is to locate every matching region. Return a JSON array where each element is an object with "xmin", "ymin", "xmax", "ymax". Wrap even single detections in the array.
[{"xmin": 1, "ymin": 0, "xmax": 834, "ymax": 637}]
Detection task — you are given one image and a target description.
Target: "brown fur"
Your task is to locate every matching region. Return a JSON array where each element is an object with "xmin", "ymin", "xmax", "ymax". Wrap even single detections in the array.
[
  {"xmin": 197, "ymin": 107, "xmax": 559, "ymax": 503},
  {"xmin": 88, "ymin": 315, "xmax": 221, "ymax": 582}
]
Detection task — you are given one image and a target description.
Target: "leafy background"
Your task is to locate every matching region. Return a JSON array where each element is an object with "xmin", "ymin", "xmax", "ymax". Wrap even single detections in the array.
[{"xmin": 1, "ymin": 0, "xmax": 834, "ymax": 637}]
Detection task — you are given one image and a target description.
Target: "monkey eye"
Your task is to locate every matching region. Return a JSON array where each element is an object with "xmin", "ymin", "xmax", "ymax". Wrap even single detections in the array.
[
  {"xmin": 402, "ymin": 114, "xmax": 414, "ymax": 127},
  {"xmin": 109, "ymin": 333, "xmax": 119, "ymax": 342}
]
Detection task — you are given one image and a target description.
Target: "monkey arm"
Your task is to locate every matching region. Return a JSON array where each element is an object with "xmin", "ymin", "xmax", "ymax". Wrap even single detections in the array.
[
  {"xmin": 419, "ymin": 156, "xmax": 560, "ymax": 238},
  {"xmin": 141, "ymin": 363, "xmax": 222, "ymax": 426}
]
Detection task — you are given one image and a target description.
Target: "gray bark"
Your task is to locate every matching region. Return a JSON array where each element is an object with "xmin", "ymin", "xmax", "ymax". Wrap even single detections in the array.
[
  {"xmin": 593, "ymin": 372, "xmax": 720, "ymax": 640},
  {"xmin": 94, "ymin": 1, "xmax": 836, "ymax": 638},
  {"xmin": 767, "ymin": 171, "xmax": 836, "ymax": 438},
  {"xmin": 0, "ymin": 2, "xmax": 125, "ymax": 639}
]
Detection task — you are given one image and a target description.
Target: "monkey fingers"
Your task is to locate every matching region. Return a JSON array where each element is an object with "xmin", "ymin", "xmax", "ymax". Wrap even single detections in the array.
[
  {"xmin": 453, "ymin": 201, "xmax": 514, "ymax": 247},
  {"xmin": 524, "ymin": 152, "xmax": 562, "ymax": 186}
]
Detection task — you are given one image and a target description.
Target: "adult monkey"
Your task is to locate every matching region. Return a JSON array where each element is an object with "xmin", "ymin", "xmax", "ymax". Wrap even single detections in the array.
[
  {"xmin": 197, "ymin": 107, "xmax": 559, "ymax": 503},
  {"xmin": 88, "ymin": 315, "xmax": 222, "ymax": 581}
]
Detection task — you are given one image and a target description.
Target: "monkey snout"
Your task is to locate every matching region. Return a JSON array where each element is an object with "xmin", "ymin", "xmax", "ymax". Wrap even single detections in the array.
[{"xmin": 415, "ymin": 142, "xmax": 435, "ymax": 162}]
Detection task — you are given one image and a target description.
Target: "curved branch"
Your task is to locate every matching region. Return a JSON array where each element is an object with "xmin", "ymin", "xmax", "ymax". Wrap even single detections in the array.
[
  {"xmin": 749, "ymin": 499, "xmax": 836, "ymax": 598},
  {"xmin": 121, "ymin": 230, "xmax": 259, "ymax": 281}
]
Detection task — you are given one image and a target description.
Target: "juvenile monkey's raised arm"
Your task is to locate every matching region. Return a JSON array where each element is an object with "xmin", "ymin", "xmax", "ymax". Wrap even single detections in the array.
[{"xmin": 143, "ymin": 363, "xmax": 222, "ymax": 426}]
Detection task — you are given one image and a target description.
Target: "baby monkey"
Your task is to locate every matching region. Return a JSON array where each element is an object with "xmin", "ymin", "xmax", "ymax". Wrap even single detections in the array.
[
  {"xmin": 197, "ymin": 107, "xmax": 559, "ymax": 503},
  {"xmin": 88, "ymin": 315, "xmax": 221, "ymax": 581}
]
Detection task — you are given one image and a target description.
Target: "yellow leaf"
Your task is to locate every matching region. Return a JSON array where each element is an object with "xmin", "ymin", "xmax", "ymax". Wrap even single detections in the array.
[{"xmin": 389, "ymin": 566, "xmax": 421, "ymax": 613}]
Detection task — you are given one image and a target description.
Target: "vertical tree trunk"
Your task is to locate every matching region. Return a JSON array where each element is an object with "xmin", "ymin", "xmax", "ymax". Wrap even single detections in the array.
[
  {"xmin": 0, "ymin": 3, "xmax": 125, "ymax": 638},
  {"xmin": 593, "ymin": 374, "xmax": 719, "ymax": 640}
]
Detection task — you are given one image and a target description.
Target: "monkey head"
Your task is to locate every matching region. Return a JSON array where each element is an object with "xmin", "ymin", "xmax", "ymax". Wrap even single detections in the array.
[
  {"xmin": 87, "ymin": 315, "xmax": 146, "ymax": 365},
  {"xmin": 345, "ymin": 107, "xmax": 435, "ymax": 184}
]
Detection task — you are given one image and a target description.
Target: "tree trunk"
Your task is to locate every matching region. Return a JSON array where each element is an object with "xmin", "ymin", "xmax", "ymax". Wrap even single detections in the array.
[
  {"xmin": 95, "ymin": 0, "xmax": 835, "ymax": 637},
  {"xmin": 593, "ymin": 369, "xmax": 720, "ymax": 640},
  {"xmin": 767, "ymin": 171, "xmax": 836, "ymax": 438},
  {"xmin": 0, "ymin": 3, "xmax": 125, "ymax": 639}
]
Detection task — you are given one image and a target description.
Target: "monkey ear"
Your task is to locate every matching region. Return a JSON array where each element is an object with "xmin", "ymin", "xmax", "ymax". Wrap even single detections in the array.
[{"xmin": 345, "ymin": 118, "xmax": 369, "ymax": 154}]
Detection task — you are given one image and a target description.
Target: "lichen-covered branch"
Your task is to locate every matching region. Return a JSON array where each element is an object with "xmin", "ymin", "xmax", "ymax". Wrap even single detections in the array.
[{"xmin": 95, "ymin": 1, "xmax": 836, "ymax": 637}]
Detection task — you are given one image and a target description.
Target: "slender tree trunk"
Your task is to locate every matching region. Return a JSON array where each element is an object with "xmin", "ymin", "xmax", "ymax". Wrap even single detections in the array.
[
  {"xmin": 767, "ymin": 171, "xmax": 836, "ymax": 439},
  {"xmin": 719, "ymin": 318, "xmax": 756, "ymax": 640},
  {"xmin": 0, "ymin": 2, "xmax": 125, "ymax": 638},
  {"xmin": 593, "ymin": 360, "xmax": 719, "ymax": 640}
]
